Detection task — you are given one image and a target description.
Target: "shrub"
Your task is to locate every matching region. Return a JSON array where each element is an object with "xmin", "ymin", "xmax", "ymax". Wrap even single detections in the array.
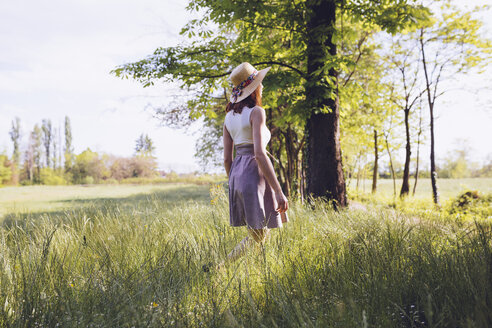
[
  {"xmin": 447, "ymin": 190, "xmax": 492, "ymax": 220},
  {"xmin": 82, "ymin": 176, "xmax": 94, "ymax": 185},
  {"xmin": 0, "ymin": 154, "xmax": 12, "ymax": 185},
  {"xmin": 72, "ymin": 149, "xmax": 108, "ymax": 184},
  {"xmin": 39, "ymin": 168, "xmax": 67, "ymax": 185},
  {"xmin": 101, "ymin": 178, "xmax": 119, "ymax": 185}
]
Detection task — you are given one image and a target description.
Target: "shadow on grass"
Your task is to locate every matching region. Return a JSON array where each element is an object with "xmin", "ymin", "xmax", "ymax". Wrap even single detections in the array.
[{"xmin": 1, "ymin": 184, "xmax": 210, "ymax": 229}]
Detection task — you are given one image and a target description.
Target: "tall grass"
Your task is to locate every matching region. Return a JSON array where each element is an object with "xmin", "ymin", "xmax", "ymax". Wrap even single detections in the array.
[{"xmin": 0, "ymin": 184, "xmax": 491, "ymax": 327}]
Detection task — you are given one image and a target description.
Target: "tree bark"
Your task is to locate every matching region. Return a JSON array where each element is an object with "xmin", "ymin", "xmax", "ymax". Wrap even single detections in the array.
[
  {"xmin": 300, "ymin": 151, "xmax": 306, "ymax": 204},
  {"xmin": 305, "ymin": 0, "xmax": 347, "ymax": 207},
  {"xmin": 294, "ymin": 134, "xmax": 305, "ymax": 198},
  {"xmin": 276, "ymin": 144, "xmax": 287, "ymax": 194},
  {"xmin": 282, "ymin": 126, "xmax": 297, "ymax": 197},
  {"xmin": 400, "ymin": 108, "xmax": 411, "ymax": 197},
  {"xmin": 429, "ymin": 101, "xmax": 439, "ymax": 205},
  {"xmin": 372, "ymin": 129, "xmax": 378, "ymax": 193}
]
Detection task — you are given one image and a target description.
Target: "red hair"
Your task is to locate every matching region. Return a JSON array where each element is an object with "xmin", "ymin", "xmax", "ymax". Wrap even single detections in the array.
[{"xmin": 225, "ymin": 86, "xmax": 262, "ymax": 114}]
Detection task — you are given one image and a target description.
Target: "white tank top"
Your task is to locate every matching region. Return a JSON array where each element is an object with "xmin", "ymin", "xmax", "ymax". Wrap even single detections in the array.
[{"xmin": 224, "ymin": 106, "xmax": 271, "ymax": 149}]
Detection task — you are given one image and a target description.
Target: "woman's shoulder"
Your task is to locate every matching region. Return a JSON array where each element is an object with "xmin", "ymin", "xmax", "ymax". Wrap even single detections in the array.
[
  {"xmin": 250, "ymin": 106, "xmax": 266, "ymax": 125},
  {"xmin": 250, "ymin": 105, "xmax": 266, "ymax": 117},
  {"xmin": 224, "ymin": 110, "xmax": 233, "ymax": 126}
]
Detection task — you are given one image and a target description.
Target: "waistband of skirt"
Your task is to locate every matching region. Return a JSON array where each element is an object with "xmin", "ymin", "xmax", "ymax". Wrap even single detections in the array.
[{"xmin": 235, "ymin": 143, "xmax": 254, "ymax": 156}]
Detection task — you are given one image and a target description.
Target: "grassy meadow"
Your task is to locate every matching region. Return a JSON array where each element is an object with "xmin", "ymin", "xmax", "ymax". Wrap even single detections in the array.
[
  {"xmin": 0, "ymin": 180, "xmax": 491, "ymax": 327},
  {"xmin": 347, "ymin": 178, "xmax": 492, "ymax": 200}
]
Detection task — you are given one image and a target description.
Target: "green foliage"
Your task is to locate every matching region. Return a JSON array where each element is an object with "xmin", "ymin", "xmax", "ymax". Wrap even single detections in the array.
[
  {"xmin": 23, "ymin": 124, "xmax": 43, "ymax": 184},
  {"xmin": 41, "ymin": 119, "xmax": 53, "ymax": 168},
  {"xmin": 71, "ymin": 148, "xmax": 108, "ymax": 184},
  {"xmin": 447, "ymin": 190, "xmax": 492, "ymax": 220},
  {"xmin": 111, "ymin": 0, "xmax": 431, "ymax": 195},
  {"xmin": 39, "ymin": 168, "xmax": 67, "ymax": 185},
  {"xmin": 0, "ymin": 154, "xmax": 12, "ymax": 185},
  {"xmin": 472, "ymin": 157, "xmax": 492, "ymax": 178},
  {"xmin": 64, "ymin": 116, "xmax": 73, "ymax": 171},
  {"xmin": 439, "ymin": 156, "xmax": 470, "ymax": 179},
  {"xmin": 437, "ymin": 140, "xmax": 482, "ymax": 179},
  {"xmin": 9, "ymin": 117, "xmax": 21, "ymax": 166}
]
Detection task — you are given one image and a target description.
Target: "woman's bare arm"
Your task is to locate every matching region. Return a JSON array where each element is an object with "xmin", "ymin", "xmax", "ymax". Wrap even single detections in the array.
[
  {"xmin": 250, "ymin": 106, "xmax": 288, "ymax": 213},
  {"xmin": 223, "ymin": 124, "xmax": 234, "ymax": 177}
]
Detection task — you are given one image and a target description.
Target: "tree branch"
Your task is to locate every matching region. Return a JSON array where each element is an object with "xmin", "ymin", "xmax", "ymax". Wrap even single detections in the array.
[
  {"xmin": 342, "ymin": 32, "xmax": 369, "ymax": 87},
  {"xmin": 253, "ymin": 61, "xmax": 305, "ymax": 77}
]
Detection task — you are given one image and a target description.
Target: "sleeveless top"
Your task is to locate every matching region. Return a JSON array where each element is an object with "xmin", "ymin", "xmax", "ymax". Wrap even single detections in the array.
[{"xmin": 224, "ymin": 106, "xmax": 271, "ymax": 149}]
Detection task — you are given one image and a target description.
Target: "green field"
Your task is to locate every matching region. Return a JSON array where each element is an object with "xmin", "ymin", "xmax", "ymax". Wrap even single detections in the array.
[
  {"xmin": 2, "ymin": 178, "xmax": 490, "ymax": 217},
  {"xmin": 347, "ymin": 178, "xmax": 492, "ymax": 199},
  {"xmin": 0, "ymin": 181, "xmax": 491, "ymax": 327},
  {"xmin": 0, "ymin": 183, "xmax": 212, "ymax": 217}
]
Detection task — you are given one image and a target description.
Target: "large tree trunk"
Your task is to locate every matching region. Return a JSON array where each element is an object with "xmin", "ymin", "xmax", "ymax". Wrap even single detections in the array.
[
  {"xmin": 305, "ymin": 0, "xmax": 347, "ymax": 207},
  {"xmin": 400, "ymin": 108, "xmax": 411, "ymax": 197},
  {"xmin": 372, "ymin": 129, "xmax": 378, "ymax": 193}
]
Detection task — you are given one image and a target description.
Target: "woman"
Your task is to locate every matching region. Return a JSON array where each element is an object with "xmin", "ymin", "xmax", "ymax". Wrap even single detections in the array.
[{"xmin": 213, "ymin": 62, "xmax": 289, "ymax": 270}]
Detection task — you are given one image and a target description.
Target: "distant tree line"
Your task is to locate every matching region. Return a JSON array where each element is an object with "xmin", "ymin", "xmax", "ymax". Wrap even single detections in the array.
[{"xmin": 0, "ymin": 118, "xmax": 158, "ymax": 186}]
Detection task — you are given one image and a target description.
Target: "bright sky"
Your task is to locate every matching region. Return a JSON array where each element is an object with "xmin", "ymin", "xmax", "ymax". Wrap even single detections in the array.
[
  {"xmin": 0, "ymin": 0, "xmax": 491, "ymax": 173},
  {"xmin": 0, "ymin": 0, "xmax": 201, "ymax": 172}
]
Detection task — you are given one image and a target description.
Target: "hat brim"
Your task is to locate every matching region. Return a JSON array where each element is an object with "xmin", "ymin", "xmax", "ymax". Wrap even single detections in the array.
[{"xmin": 230, "ymin": 67, "xmax": 271, "ymax": 103}]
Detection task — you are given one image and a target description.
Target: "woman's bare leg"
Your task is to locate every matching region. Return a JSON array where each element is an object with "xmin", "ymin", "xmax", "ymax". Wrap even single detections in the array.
[
  {"xmin": 248, "ymin": 228, "xmax": 270, "ymax": 244},
  {"xmin": 225, "ymin": 236, "xmax": 253, "ymax": 262},
  {"xmin": 217, "ymin": 228, "xmax": 270, "ymax": 269}
]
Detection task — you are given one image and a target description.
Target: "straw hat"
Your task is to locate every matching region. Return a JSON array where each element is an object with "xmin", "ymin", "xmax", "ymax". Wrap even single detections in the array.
[{"xmin": 229, "ymin": 62, "xmax": 271, "ymax": 103}]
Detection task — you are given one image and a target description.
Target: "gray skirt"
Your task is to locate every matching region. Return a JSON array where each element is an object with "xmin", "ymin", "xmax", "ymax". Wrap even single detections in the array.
[{"xmin": 228, "ymin": 144, "xmax": 287, "ymax": 229}]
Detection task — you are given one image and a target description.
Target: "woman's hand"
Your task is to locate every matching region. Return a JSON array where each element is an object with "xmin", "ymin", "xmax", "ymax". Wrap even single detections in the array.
[{"xmin": 275, "ymin": 191, "xmax": 289, "ymax": 213}]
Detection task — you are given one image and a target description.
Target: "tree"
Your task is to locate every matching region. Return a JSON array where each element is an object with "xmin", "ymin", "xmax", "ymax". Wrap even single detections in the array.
[
  {"xmin": 113, "ymin": 0, "xmax": 429, "ymax": 205},
  {"xmin": 336, "ymin": 20, "xmax": 395, "ymax": 195},
  {"xmin": 135, "ymin": 134, "xmax": 155, "ymax": 156},
  {"xmin": 52, "ymin": 127, "xmax": 59, "ymax": 170},
  {"xmin": 304, "ymin": 0, "xmax": 347, "ymax": 205},
  {"xmin": 438, "ymin": 139, "xmax": 473, "ymax": 178},
  {"xmin": 130, "ymin": 156, "xmax": 158, "ymax": 178},
  {"xmin": 418, "ymin": 1, "xmax": 491, "ymax": 205},
  {"xmin": 71, "ymin": 149, "xmax": 107, "ymax": 184},
  {"xmin": 0, "ymin": 154, "xmax": 12, "ymax": 185},
  {"xmin": 9, "ymin": 117, "xmax": 21, "ymax": 167},
  {"xmin": 372, "ymin": 130, "xmax": 378, "ymax": 193},
  {"xmin": 41, "ymin": 119, "xmax": 52, "ymax": 168},
  {"xmin": 9, "ymin": 117, "xmax": 22, "ymax": 184},
  {"xmin": 24, "ymin": 124, "xmax": 43, "ymax": 183},
  {"xmin": 64, "ymin": 116, "xmax": 73, "ymax": 172},
  {"xmin": 384, "ymin": 35, "xmax": 424, "ymax": 198}
]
